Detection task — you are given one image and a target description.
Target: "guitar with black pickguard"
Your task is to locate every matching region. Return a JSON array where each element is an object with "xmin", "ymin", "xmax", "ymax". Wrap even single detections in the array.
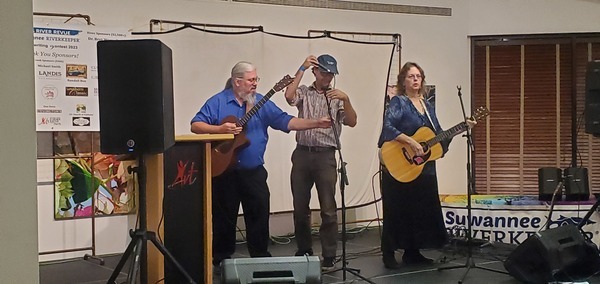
[{"xmin": 379, "ymin": 106, "xmax": 489, "ymax": 183}]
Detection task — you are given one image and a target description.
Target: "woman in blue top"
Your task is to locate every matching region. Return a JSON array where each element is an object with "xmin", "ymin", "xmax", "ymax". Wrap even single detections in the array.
[{"xmin": 377, "ymin": 62, "xmax": 453, "ymax": 268}]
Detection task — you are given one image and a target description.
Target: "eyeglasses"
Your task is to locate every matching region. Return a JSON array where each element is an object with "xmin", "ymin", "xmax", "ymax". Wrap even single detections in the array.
[
  {"xmin": 407, "ymin": 74, "xmax": 422, "ymax": 80},
  {"xmin": 238, "ymin": 77, "xmax": 260, "ymax": 83}
]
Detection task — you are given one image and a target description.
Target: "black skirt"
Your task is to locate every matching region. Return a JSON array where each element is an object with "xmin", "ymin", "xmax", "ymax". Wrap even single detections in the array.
[{"xmin": 381, "ymin": 167, "xmax": 449, "ymax": 250}]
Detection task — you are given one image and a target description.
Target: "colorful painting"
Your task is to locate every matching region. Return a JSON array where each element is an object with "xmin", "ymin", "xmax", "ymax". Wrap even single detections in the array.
[
  {"xmin": 54, "ymin": 153, "xmax": 137, "ymax": 219},
  {"xmin": 52, "ymin": 131, "xmax": 137, "ymax": 219}
]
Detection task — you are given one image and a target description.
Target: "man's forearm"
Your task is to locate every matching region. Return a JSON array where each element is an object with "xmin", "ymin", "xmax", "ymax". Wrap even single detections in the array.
[
  {"xmin": 191, "ymin": 121, "xmax": 221, "ymax": 134},
  {"xmin": 288, "ymin": 117, "xmax": 318, "ymax": 131},
  {"xmin": 343, "ymin": 99, "xmax": 357, "ymax": 127}
]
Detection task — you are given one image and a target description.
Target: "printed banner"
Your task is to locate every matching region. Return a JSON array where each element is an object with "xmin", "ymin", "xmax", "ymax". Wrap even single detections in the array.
[
  {"xmin": 441, "ymin": 195, "xmax": 599, "ymax": 245},
  {"xmin": 34, "ymin": 25, "xmax": 128, "ymax": 131}
]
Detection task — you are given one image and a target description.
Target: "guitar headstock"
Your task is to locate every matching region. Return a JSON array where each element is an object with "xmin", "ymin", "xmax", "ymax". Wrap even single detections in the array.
[
  {"xmin": 272, "ymin": 75, "xmax": 295, "ymax": 92},
  {"xmin": 471, "ymin": 106, "xmax": 490, "ymax": 121}
]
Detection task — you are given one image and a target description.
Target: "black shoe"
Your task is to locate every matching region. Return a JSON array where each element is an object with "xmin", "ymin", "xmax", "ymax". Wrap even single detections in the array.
[
  {"xmin": 295, "ymin": 248, "xmax": 314, "ymax": 256},
  {"xmin": 382, "ymin": 253, "xmax": 399, "ymax": 269},
  {"xmin": 402, "ymin": 251, "xmax": 433, "ymax": 265},
  {"xmin": 322, "ymin": 256, "xmax": 336, "ymax": 271}
]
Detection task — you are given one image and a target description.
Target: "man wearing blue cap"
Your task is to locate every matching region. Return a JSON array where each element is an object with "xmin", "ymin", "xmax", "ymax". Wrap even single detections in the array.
[{"xmin": 284, "ymin": 54, "xmax": 357, "ymax": 270}]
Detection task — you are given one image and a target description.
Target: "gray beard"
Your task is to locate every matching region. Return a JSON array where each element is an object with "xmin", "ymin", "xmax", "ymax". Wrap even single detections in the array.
[{"xmin": 240, "ymin": 92, "xmax": 256, "ymax": 106}]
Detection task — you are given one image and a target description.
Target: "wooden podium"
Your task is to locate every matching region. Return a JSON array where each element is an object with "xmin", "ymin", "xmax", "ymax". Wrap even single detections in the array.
[{"xmin": 146, "ymin": 134, "xmax": 232, "ymax": 284}]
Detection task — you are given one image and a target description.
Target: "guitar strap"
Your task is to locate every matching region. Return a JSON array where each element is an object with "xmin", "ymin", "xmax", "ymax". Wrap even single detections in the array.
[{"xmin": 420, "ymin": 99, "xmax": 437, "ymax": 132}]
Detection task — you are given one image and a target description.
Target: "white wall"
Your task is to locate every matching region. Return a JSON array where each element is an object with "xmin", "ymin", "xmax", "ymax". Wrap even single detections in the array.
[
  {"xmin": 468, "ymin": 0, "xmax": 600, "ymax": 35},
  {"xmin": 30, "ymin": 0, "xmax": 600, "ymax": 261},
  {"xmin": 0, "ymin": 1, "xmax": 39, "ymax": 282}
]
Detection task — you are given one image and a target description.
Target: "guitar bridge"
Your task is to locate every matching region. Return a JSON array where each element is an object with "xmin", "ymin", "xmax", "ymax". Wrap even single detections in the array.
[
  {"xmin": 402, "ymin": 148, "xmax": 427, "ymax": 166},
  {"xmin": 412, "ymin": 156, "xmax": 425, "ymax": 165}
]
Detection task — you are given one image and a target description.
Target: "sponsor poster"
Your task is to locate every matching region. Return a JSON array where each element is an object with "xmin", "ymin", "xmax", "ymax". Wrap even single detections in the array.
[{"xmin": 34, "ymin": 24, "xmax": 128, "ymax": 131}]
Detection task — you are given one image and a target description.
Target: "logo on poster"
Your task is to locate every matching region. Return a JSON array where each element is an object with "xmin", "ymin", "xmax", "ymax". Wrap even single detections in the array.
[
  {"xmin": 39, "ymin": 117, "xmax": 61, "ymax": 126},
  {"xmin": 72, "ymin": 117, "xmax": 90, "ymax": 126},
  {"xmin": 66, "ymin": 64, "xmax": 87, "ymax": 79},
  {"xmin": 76, "ymin": 104, "xmax": 86, "ymax": 113},
  {"xmin": 38, "ymin": 70, "xmax": 62, "ymax": 79},
  {"xmin": 41, "ymin": 85, "xmax": 58, "ymax": 99},
  {"xmin": 548, "ymin": 215, "xmax": 595, "ymax": 240},
  {"xmin": 37, "ymin": 109, "xmax": 62, "ymax": 114},
  {"xmin": 65, "ymin": 86, "xmax": 88, "ymax": 97}
]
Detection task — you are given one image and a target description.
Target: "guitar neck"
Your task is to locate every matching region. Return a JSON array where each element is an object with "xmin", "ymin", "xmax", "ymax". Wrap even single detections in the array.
[
  {"xmin": 426, "ymin": 122, "xmax": 468, "ymax": 146},
  {"xmin": 236, "ymin": 88, "xmax": 276, "ymax": 127}
]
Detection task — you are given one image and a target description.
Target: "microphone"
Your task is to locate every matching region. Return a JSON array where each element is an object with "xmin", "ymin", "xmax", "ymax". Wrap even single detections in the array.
[
  {"xmin": 457, "ymin": 85, "xmax": 462, "ymax": 97},
  {"xmin": 316, "ymin": 62, "xmax": 332, "ymax": 73}
]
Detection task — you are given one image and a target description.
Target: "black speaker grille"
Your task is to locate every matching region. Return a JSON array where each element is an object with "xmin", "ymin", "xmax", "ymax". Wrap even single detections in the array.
[
  {"xmin": 538, "ymin": 167, "xmax": 562, "ymax": 201},
  {"xmin": 97, "ymin": 39, "xmax": 175, "ymax": 154},
  {"xmin": 564, "ymin": 167, "xmax": 589, "ymax": 201}
]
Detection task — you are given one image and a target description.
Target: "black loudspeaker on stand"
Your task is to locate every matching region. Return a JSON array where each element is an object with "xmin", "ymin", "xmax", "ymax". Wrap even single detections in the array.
[
  {"xmin": 97, "ymin": 40, "xmax": 175, "ymax": 155},
  {"xmin": 97, "ymin": 39, "xmax": 195, "ymax": 284},
  {"xmin": 437, "ymin": 86, "xmax": 507, "ymax": 283},
  {"xmin": 538, "ymin": 167, "xmax": 562, "ymax": 201},
  {"xmin": 564, "ymin": 167, "xmax": 590, "ymax": 201}
]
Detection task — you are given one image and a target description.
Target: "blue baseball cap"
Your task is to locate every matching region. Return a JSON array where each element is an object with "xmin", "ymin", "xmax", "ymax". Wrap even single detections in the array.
[{"xmin": 317, "ymin": 54, "xmax": 339, "ymax": 74}]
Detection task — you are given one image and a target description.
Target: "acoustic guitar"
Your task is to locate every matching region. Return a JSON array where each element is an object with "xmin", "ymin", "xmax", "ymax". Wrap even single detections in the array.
[
  {"xmin": 379, "ymin": 106, "xmax": 489, "ymax": 183},
  {"xmin": 211, "ymin": 75, "xmax": 294, "ymax": 177}
]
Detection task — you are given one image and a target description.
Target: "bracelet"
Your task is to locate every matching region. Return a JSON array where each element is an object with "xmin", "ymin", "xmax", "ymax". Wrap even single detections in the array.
[{"xmin": 299, "ymin": 65, "xmax": 306, "ymax": 72}]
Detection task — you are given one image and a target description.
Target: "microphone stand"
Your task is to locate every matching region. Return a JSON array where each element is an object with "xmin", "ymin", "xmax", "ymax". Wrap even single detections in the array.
[
  {"xmin": 322, "ymin": 87, "xmax": 374, "ymax": 284},
  {"xmin": 437, "ymin": 86, "xmax": 506, "ymax": 283}
]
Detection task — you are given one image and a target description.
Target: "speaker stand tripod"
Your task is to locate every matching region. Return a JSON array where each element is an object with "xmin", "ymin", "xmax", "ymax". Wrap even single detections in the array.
[
  {"xmin": 437, "ymin": 86, "xmax": 507, "ymax": 283},
  {"xmin": 321, "ymin": 94, "xmax": 374, "ymax": 284},
  {"xmin": 107, "ymin": 155, "xmax": 196, "ymax": 284}
]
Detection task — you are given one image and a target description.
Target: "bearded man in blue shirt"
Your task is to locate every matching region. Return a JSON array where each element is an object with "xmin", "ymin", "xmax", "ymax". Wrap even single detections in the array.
[{"xmin": 191, "ymin": 61, "xmax": 331, "ymax": 268}]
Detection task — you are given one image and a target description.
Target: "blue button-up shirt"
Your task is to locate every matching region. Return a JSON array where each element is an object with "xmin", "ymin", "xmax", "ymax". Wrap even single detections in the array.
[{"xmin": 191, "ymin": 88, "xmax": 293, "ymax": 169}]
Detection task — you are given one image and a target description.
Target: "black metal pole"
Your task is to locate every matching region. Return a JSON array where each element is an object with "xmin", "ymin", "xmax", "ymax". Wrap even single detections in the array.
[
  {"xmin": 437, "ymin": 86, "xmax": 507, "ymax": 283},
  {"xmin": 322, "ymin": 90, "xmax": 374, "ymax": 284},
  {"xmin": 138, "ymin": 156, "xmax": 148, "ymax": 283}
]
